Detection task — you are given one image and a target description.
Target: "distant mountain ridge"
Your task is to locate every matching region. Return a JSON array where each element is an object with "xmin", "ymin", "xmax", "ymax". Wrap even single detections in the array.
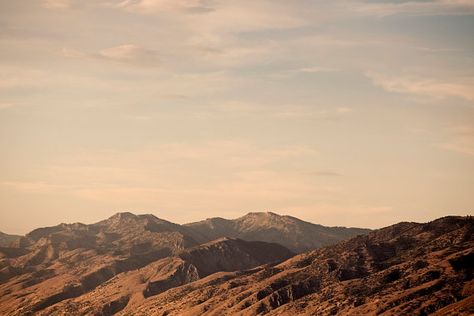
[{"xmin": 185, "ymin": 211, "xmax": 371, "ymax": 252}]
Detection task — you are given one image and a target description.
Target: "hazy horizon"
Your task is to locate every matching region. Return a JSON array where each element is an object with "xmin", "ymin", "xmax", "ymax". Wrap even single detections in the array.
[
  {"xmin": 1, "ymin": 209, "xmax": 473, "ymax": 236},
  {"xmin": 1, "ymin": 0, "xmax": 473, "ymax": 235}
]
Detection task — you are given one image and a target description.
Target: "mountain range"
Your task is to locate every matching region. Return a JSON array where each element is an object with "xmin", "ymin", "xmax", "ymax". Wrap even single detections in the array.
[
  {"xmin": 185, "ymin": 211, "xmax": 370, "ymax": 252},
  {"xmin": 0, "ymin": 212, "xmax": 472, "ymax": 315},
  {"xmin": 131, "ymin": 216, "xmax": 473, "ymax": 316}
]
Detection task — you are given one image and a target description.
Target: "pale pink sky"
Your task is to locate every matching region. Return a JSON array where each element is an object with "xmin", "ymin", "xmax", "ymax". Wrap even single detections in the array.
[{"xmin": 1, "ymin": 0, "xmax": 473, "ymax": 234}]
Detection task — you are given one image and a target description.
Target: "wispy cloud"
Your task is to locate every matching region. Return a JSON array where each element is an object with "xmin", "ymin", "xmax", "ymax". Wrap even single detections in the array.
[
  {"xmin": 0, "ymin": 181, "xmax": 72, "ymax": 193},
  {"xmin": 0, "ymin": 141, "xmax": 325, "ymax": 211},
  {"xmin": 272, "ymin": 106, "xmax": 354, "ymax": 120},
  {"xmin": 115, "ymin": 0, "xmax": 214, "ymax": 14},
  {"xmin": 191, "ymin": 101, "xmax": 354, "ymax": 121},
  {"xmin": 352, "ymin": 0, "xmax": 474, "ymax": 17},
  {"xmin": 0, "ymin": 103, "xmax": 16, "ymax": 110},
  {"xmin": 308, "ymin": 171, "xmax": 343, "ymax": 177},
  {"xmin": 62, "ymin": 44, "xmax": 161, "ymax": 67},
  {"xmin": 299, "ymin": 66, "xmax": 339, "ymax": 73},
  {"xmin": 185, "ymin": 34, "xmax": 278, "ymax": 68},
  {"xmin": 41, "ymin": 0, "xmax": 71, "ymax": 9},
  {"xmin": 113, "ymin": 0, "xmax": 306, "ymax": 34},
  {"xmin": 99, "ymin": 44, "xmax": 160, "ymax": 66},
  {"xmin": 0, "ymin": 67, "xmax": 50, "ymax": 91},
  {"xmin": 336, "ymin": 107, "xmax": 353, "ymax": 114},
  {"xmin": 366, "ymin": 71, "xmax": 474, "ymax": 103},
  {"xmin": 438, "ymin": 125, "xmax": 474, "ymax": 157},
  {"xmin": 1, "ymin": 0, "xmax": 473, "ymax": 231}
]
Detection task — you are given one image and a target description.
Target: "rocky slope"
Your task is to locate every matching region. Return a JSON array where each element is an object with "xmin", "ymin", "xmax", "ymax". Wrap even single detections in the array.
[
  {"xmin": 37, "ymin": 237, "xmax": 293, "ymax": 315},
  {"xmin": 129, "ymin": 216, "xmax": 474, "ymax": 316},
  {"xmin": 0, "ymin": 212, "xmax": 197, "ymax": 315},
  {"xmin": 185, "ymin": 212, "xmax": 370, "ymax": 253},
  {"xmin": 0, "ymin": 231, "xmax": 21, "ymax": 247},
  {"xmin": 0, "ymin": 212, "xmax": 297, "ymax": 315}
]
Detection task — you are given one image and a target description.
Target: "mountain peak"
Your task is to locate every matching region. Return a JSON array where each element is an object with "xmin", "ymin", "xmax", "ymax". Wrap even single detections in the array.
[
  {"xmin": 245, "ymin": 211, "xmax": 281, "ymax": 217},
  {"xmin": 108, "ymin": 212, "xmax": 138, "ymax": 220},
  {"xmin": 185, "ymin": 211, "xmax": 371, "ymax": 252},
  {"xmin": 105, "ymin": 212, "xmax": 166, "ymax": 224}
]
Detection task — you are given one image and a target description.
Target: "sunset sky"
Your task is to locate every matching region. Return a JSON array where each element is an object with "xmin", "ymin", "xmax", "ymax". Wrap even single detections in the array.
[{"xmin": 1, "ymin": 0, "xmax": 473, "ymax": 234}]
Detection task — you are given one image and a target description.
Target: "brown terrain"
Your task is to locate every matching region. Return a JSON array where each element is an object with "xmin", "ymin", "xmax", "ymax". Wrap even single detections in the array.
[
  {"xmin": 0, "ymin": 211, "xmax": 363, "ymax": 315},
  {"xmin": 0, "ymin": 232, "xmax": 21, "ymax": 247},
  {"xmin": 0, "ymin": 213, "xmax": 472, "ymax": 315},
  {"xmin": 185, "ymin": 212, "xmax": 370, "ymax": 253},
  {"xmin": 129, "ymin": 216, "xmax": 474, "ymax": 316}
]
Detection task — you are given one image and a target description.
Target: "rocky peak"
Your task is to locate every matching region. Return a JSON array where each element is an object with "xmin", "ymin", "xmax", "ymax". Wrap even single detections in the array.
[
  {"xmin": 185, "ymin": 211, "xmax": 371, "ymax": 253},
  {"xmin": 243, "ymin": 211, "xmax": 281, "ymax": 219},
  {"xmin": 105, "ymin": 212, "xmax": 138, "ymax": 223},
  {"xmin": 95, "ymin": 212, "xmax": 154, "ymax": 232}
]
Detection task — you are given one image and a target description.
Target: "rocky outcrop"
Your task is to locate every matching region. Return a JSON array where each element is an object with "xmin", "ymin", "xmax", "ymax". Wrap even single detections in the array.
[
  {"xmin": 143, "ymin": 261, "xmax": 200, "ymax": 298},
  {"xmin": 179, "ymin": 238, "xmax": 294, "ymax": 277}
]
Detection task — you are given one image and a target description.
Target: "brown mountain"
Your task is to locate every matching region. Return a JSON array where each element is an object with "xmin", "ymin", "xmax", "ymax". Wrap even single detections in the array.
[
  {"xmin": 128, "ymin": 216, "xmax": 474, "ymax": 315},
  {"xmin": 0, "ymin": 232, "xmax": 21, "ymax": 247},
  {"xmin": 4, "ymin": 212, "xmax": 467, "ymax": 316},
  {"xmin": 0, "ymin": 212, "xmax": 295, "ymax": 315},
  {"xmin": 37, "ymin": 237, "xmax": 293, "ymax": 316},
  {"xmin": 185, "ymin": 211, "xmax": 371, "ymax": 253}
]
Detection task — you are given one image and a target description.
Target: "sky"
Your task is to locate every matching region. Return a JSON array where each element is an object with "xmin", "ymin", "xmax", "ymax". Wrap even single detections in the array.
[{"xmin": 0, "ymin": 0, "xmax": 473, "ymax": 234}]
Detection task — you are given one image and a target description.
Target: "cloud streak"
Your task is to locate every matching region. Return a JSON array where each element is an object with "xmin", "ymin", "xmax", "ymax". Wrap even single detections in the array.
[
  {"xmin": 41, "ymin": 0, "xmax": 71, "ymax": 9},
  {"xmin": 352, "ymin": 0, "xmax": 474, "ymax": 17},
  {"xmin": 308, "ymin": 171, "xmax": 343, "ymax": 177},
  {"xmin": 299, "ymin": 66, "xmax": 339, "ymax": 73},
  {"xmin": 115, "ymin": 0, "xmax": 214, "ymax": 14},
  {"xmin": 367, "ymin": 72, "xmax": 474, "ymax": 103},
  {"xmin": 438, "ymin": 125, "xmax": 474, "ymax": 157},
  {"xmin": 62, "ymin": 44, "xmax": 161, "ymax": 67}
]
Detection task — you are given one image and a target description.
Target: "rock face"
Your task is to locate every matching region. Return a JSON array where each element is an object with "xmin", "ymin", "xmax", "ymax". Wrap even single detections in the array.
[
  {"xmin": 129, "ymin": 216, "xmax": 474, "ymax": 316},
  {"xmin": 0, "ymin": 212, "xmax": 296, "ymax": 315},
  {"xmin": 185, "ymin": 211, "xmax": 371, "ymax": 253},
  {"xmin": 178, "ymin": 238, "xmax": 294, "ymax": 278}
]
